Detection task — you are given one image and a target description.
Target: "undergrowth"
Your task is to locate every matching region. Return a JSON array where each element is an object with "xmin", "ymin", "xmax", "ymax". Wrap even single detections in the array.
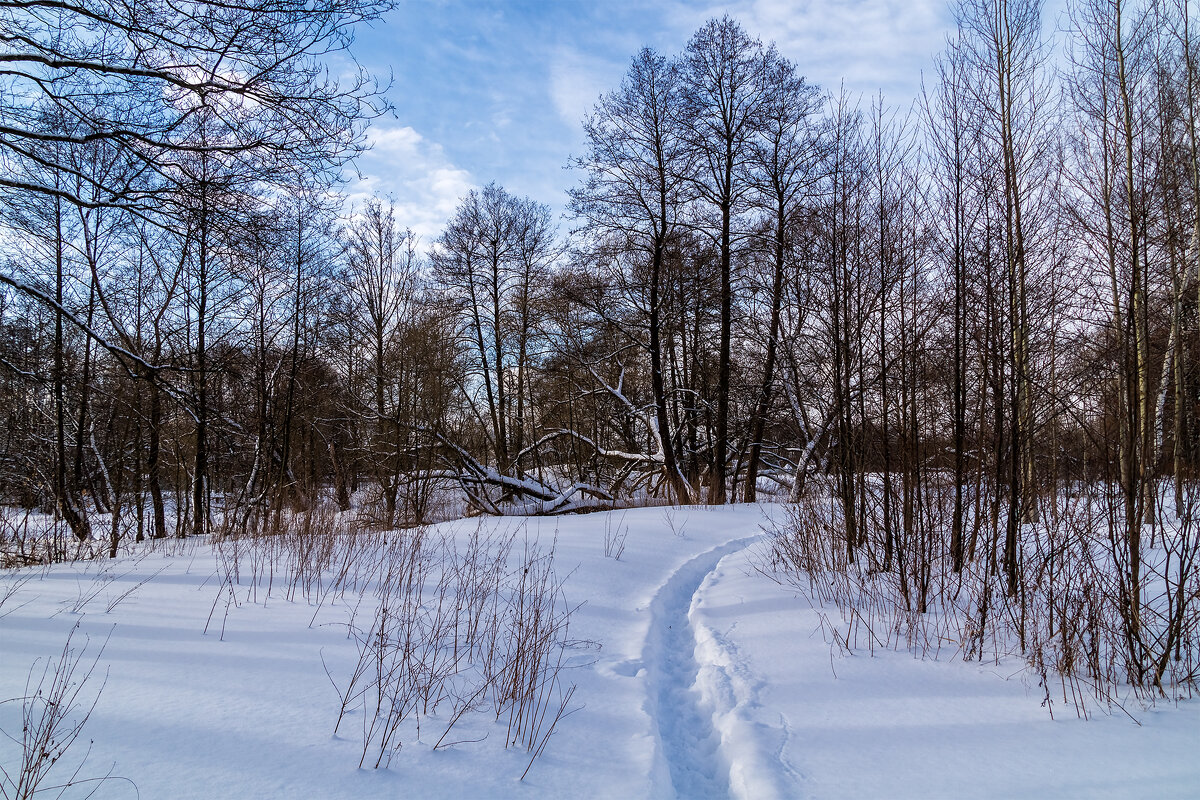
[{"xmin": 760, "ymin": 482, "xmax": 1200, "ymax": 719}]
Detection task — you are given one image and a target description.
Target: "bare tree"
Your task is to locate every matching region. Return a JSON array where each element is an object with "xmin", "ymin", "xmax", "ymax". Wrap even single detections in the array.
[
  {"xmin": 433, "ymin": 185, "xmax": 566, "ymax": 511},
  {"xmin": 0, "ymin": 0, "xmax": 389, "ymax": 214},
  {"xmin": 742, "ymin": 55, "xmax": 822, "ymax": 502},
  {"xmin": 569, "ymin": 48, "xmax": 694, "ymax": 502},
  {"xmin": 953, "ymin": 0, "xmax": 1055, "ymax": 593},
  {"xmin": 340, "ymin": 199, "xmax": 422, "ymax": 526},
  {"xmin": 680, "ymin": 17, "xmax": 772, "ymax": 503}
]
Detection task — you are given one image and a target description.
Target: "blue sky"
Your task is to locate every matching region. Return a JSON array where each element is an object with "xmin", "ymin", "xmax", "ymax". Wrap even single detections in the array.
[{"xmin": 341, "ymin": 0, "xmax": 986, "ymax": 238}]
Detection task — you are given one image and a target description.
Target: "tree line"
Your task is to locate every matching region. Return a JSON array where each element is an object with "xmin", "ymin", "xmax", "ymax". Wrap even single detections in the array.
[{"xmin": 1, "ymin": 0, "xmax": 1198, "ymax": 688}]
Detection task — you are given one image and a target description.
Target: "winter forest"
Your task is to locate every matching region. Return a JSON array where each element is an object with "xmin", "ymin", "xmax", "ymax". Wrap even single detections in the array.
[{"xmin": 1, "ymin": 0, "xmax": 1199, "ymax": 797}]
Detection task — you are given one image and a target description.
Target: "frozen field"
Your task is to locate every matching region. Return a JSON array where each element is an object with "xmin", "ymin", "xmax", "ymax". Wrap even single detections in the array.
[{"xmin": 2, "ymin": 505, "xmax": 1196, "ymax": 798}]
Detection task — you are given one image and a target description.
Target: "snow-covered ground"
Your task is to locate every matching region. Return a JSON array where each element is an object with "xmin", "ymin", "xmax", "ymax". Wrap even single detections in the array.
[
  {"xmin": 1, "ymin": 505, "xmax": 1196, "ymax": 799},
  {"xmin": 692, "ymin": 540, "xmax": 1200, "ymax": 799}
]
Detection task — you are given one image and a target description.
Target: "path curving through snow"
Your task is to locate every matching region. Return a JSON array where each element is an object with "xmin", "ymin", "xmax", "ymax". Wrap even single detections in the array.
[
  {"xmin": 4, "ymin": 506, "xmax": 1196, "ymax": 798},
  {"xmin": 643, "ymin": 535, "xmax": 761, "ymax": 799}
]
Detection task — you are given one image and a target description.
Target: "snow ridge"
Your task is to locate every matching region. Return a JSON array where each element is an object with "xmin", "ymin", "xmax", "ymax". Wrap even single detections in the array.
[{"xmin": 643, "ymin": 535, "xmax": 760, "ymax": 799}]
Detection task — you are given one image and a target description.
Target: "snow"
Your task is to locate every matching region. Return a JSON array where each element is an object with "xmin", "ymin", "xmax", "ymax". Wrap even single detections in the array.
[
  {"xmin": 691, "ymin": 541, "xmax": 1200, "ymax": 799},
  {"xmin": 644, "ymin": 536, "xmax": 762, "ymax": 798},
  {"xmin": 1, "ymin": 505, "xmax": 1197, "ymax": 799}
]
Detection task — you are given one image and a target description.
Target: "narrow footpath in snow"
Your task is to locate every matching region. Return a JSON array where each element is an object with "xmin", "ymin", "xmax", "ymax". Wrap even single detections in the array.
[
  {"xmin": 643, "ymin": 535, "xmax": 762, "ymax": 799},
  {"xmin": 6, "ymin": 506, "xmax": 1191, "ymax": 799}
]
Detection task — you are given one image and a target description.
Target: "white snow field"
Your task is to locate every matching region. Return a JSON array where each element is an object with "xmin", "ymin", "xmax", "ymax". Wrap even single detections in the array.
[{"xmin": 2, "ymin": 505, "xmax": 1197, "ymax": 799}]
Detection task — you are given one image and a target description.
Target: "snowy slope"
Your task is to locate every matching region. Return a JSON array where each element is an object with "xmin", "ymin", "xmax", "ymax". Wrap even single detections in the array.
[{"xmin": 1, "ymin": 505, "xmax": 1196, "ymax": 799}]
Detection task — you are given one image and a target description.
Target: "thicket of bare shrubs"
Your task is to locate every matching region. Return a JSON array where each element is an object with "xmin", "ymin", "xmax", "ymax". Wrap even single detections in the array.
[
  {"xmin": 207, "ymin": 506, "xmax": 582, "ymax": 776},
  {"xmin": 764, "ymin": 481, "xmax": 1200, "ymax": 716},
  {"xmin": 0, "ymin": 512, "xmax": 109, "ymax": 570}
]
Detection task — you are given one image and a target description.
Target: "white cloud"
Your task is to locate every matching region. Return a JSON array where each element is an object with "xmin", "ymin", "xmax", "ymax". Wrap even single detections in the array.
[
  {"xmin": 753, "ymin": 0, "xmax": 945, "ymax": 93},
  {"xmin": 670, "ymin": 0, "xmax": 950, "ymax": 103},
  {"xmin": 549, "ymin": 45, "xmax": 622, "ymax": 133},
  {"xmin": 343, "ymin": 123, "xmax": 475, "ymax": 240}
]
